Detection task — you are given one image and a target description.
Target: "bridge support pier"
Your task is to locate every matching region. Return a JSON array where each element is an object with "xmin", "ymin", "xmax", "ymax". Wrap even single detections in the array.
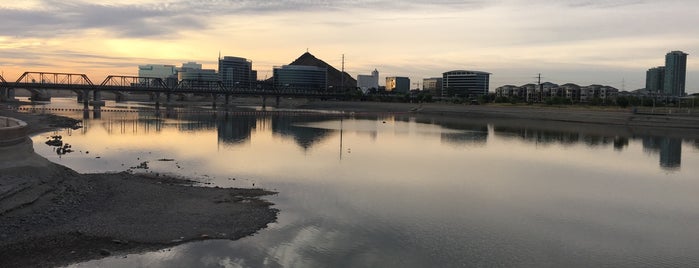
[
  {"xmin": 8, "ymin": 89, "xmax": 15, "ymax": 101},
  {"xmin": 225, "ymin": 94, "xmax": 230, "ymax": 106},
  {"xmin": 212, "ymin": 94, "xmax": 217, "ymax": 110},
  {"xmin": 82, "ymin": 90, "xmax": 90, "ymax": 110},
  {"xmin": 29, "ymin": 89, "xmax": 51, "ymax": 102},
  {"xmin": 94, "ymin": 90, "xmax": 101, "ymax": 103},
  {"xmin": 262, "ymin": 96, "xmax": 267, "ymax": 109},
  {"xmin": 155, "ymin": 93, "xmax": 161, "ymax": 112},
  {"xmin": 276, "ymin": 96, "xmax": 280, "ymax": 107},
  {"xmin": 115, "ymin": 92, "xmax": 128, "ymax": 102}
]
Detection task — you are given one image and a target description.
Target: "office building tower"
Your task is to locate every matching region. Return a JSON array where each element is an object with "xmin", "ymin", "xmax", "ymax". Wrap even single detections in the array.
[
  {"xmin": 273, "ymin": 65, "xmax": 327, "ymax": 91},
  {"xmin": 219, "ymin": 56, "xmax": 255, "ymax": 90},
  {"xmin": 645, "ymin": 66, "xmax": 665, "ymax": 93},
  {"xmin": 663, "ymin": 51, "xmax": 688, "ymax": 96},
  {"xmin": 442, "ymin": 70, "xmax": 490, "ymax": 98}
]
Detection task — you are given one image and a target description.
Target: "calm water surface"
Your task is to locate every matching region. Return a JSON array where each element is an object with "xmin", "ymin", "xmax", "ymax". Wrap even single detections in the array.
[{"xmin": 21, "ymin": 98, "xmax": 699, "ymax": 267}]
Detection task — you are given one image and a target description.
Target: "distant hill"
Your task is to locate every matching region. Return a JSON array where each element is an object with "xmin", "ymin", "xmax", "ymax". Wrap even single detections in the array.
[{"xmin": 289, "ymin": 52, "xmax": 357, "ymax": 91}]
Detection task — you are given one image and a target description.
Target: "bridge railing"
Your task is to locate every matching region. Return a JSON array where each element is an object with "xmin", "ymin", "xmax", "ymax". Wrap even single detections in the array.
[
  {"xmin": 1, "ymin": 71, "xmax": 355, "ymax": 98},
  {"xmin": 100, "ymin": 76, "xmax": 170, "ymax": 92},
  {"xmin": 175, "ymin": 80, "xmax": 227, "ymax": 93},
  {"xmin": 15, "ymin": 72, "xmax": 94, "ymax": 86}
]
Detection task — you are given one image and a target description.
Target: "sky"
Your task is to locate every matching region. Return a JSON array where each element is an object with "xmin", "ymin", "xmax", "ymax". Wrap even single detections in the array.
[{"xmin": 0, "ymin": 0, "xmax": 698, "ymax": 92}]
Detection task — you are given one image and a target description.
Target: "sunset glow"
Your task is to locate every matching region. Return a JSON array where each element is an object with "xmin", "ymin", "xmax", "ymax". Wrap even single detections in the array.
[{"xmin": 1, "ymin": 0, "xmax": 697, "ymax": 91}]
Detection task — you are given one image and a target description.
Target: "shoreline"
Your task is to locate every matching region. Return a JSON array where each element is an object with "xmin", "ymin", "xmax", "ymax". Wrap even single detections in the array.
[
  {"xmin": 0, "ymin": 110, "xmax": 278, "ymax": 268},
  {"xmin": 298, "ymin": 101, "xmax": 699, "ymax": 130}
]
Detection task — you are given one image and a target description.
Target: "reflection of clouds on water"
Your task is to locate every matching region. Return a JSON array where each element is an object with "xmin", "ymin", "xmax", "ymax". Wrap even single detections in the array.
[{"xmin": 266, "ymin": 225, "xmax": 327, "ymax": 267}]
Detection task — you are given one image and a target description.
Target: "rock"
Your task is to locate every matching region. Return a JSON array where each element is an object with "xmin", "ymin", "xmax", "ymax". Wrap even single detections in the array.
[
  {"xmin": 99, "ymin": 249, "xmax": 111, "ymax": 256},
  {"xmin": 111, "ymin": 239, "xmax": 127, "ymax": 245}
]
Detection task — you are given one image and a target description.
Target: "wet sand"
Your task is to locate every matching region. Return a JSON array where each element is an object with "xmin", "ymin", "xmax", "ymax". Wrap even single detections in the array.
[{"xmin": 0, "ymin": 110, "xmax": 278, "ymax": 268}]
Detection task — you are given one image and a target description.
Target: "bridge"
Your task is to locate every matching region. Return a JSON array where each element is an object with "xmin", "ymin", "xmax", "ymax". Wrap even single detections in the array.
[{"xmin": 0, "ymin": 71, "xmax": 351, "ymax": 108}]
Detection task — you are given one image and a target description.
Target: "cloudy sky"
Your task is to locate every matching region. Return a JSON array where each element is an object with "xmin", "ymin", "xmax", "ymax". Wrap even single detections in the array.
[{"xmin": 0, "ymin": 0, "xmax": 697, "ymax": 92}]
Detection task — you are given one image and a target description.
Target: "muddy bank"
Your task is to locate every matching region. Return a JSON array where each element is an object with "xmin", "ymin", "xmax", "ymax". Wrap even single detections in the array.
[
  {"xmin": 0, "ymin": 110, "xmax": 278, "ymax": 268},
  {"xmin": 298, "ymin": 101, "xmax": 699, "ymax": 130}
]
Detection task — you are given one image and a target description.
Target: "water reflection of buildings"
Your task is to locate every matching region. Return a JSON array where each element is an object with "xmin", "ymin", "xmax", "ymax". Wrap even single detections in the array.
[
  {"xmin": 493, "ymin": 125, "xmax": 686, "ymax": 170},
  {"xmin": 493, "ymin": 126, "xmax": 629, "ymax": 150},
  {"xmin": 397, "ymin": 116, "xmax": 489, "ymax": 146},
  {"xmin": 642, "ymin": 137, "xmax": 682, "ymax": 170},
  {"xmin": 83, "ymin": 111, "xmax": 691, "ymax": 170},
  {"xmin": 271, "ymin": 115, "xmax": 335, "ymax": 150}
]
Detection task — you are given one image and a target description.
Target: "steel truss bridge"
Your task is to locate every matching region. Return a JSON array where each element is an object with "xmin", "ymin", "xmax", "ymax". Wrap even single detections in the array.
[{"xmin": 0, "ymin": 72, "xmax": 349, "ymax": 106}]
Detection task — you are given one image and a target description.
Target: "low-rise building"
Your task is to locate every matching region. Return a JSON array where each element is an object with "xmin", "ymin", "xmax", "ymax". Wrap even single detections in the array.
[
  {"xmin": 357, "ymin": 69, "xmax": 380, "ymax": 94},
  {"xmin": 423, "ymin": 77, "xmax": 443, "ymax": 96},
  {"xmin": 495, "ymin": 82, "xmax": 618, "ymax": 104},
  {"xmin": 386, "ymin": 76, "xmax": 411, "ymax": 94},
  {"xmin": 273, "ymin": 65, "xmax": 327, "ymax": 91}
]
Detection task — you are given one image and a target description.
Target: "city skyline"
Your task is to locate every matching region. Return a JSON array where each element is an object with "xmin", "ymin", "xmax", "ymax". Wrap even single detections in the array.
[{"xmin": 0, "ymin": 0, "xmax": 697, "ymax": 93}]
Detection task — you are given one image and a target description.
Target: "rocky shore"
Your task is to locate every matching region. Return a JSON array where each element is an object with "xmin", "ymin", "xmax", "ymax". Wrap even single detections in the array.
[{"xmin": 0, "ymin": 110, "xmax": 278, "ymax": 268}]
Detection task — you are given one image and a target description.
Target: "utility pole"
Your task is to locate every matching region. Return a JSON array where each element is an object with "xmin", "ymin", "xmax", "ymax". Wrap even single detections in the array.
[
  {"xmin": 341, "ymin": 54, "xmax": 345, "ymax": 92},
  {"xmin": 537, "ymin": 73, "xmax": 544, "ymax": 102}
]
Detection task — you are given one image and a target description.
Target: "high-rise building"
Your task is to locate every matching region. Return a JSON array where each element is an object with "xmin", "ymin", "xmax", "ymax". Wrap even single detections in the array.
[
  {"xmin": 663, "ymin": 51, "xmax": 688, "ymax": 96},
  {"xmin": 357, "ymin": 69, "xmax": 379, "ymax": 92},
  {"xmin": 385, "ymin": 77, "xmax": 410, "ymax": 93},
  {"xmin": 423, "ymin": 77, "xmax": 443, "ymax": 96},
  {"xmin": 645, "ymin": 66, "xmax": 665, "ymax": 93},
  {"xmin": 273, "ymin": 65, "xmax": 327, "ymax": 91},
  {"xmin": 219, "ymin": 56, "xmax": 255, "ymax": 90},
  {"xmin": 442, "ymin": 70, "xmax": 490, "ymax": 98}
]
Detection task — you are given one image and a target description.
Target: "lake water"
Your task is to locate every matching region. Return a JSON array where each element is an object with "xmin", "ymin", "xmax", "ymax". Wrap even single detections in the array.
[{"xmin": 20, "ymin": 98, "xmax": 699, "ymax": 267}]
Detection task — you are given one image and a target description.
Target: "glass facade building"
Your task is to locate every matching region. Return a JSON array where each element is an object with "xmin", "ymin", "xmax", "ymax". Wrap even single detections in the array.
[
  {"xmin": 442, "ymin": 70, "xmax": 490, "ymax": 98},
  {"xmin": 663, "ymin": 51, "xmax": 688, "ymax": 96},
  {"xmin": 219, "ymin": 56, "xmax": 255, "ymax": 90},
  {"xmin": 273, "ymin": 65, "xmax": 327, "ymax": 91},
  {"xmin": 645, "ymin": 66, "xmax": 665, "ymax": 93}
]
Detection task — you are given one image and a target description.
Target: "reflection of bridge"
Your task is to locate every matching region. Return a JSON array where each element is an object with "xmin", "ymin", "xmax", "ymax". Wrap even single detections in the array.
[{"xmin": 0, "ymin": 71, "xmax": 349, "ymax": 107}]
